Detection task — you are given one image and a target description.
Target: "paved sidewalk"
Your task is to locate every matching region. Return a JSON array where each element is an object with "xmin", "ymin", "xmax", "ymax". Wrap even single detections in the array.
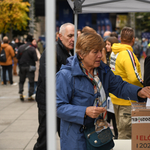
[{"xmin": 0, "ymin": 75, "xmax": 60, "ymax": 150}]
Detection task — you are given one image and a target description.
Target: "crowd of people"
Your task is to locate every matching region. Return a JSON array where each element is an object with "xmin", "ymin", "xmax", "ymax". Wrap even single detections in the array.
[
  {"xmin": 0, "ymin": 34, "xmax": 44, "ymax": 102},
  {"xmin": 1, "ymin": 23, "xmax": 150, "ymax": 150},
  {"xmin": 33, "ymin": 22, "xmax": 150, "ymax": 150}
]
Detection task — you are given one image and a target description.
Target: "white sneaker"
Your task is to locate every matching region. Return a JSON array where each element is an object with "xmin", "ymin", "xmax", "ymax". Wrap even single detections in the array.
[
  {"xmin": 11, "ymin": 82, "xmax": 17, "ymax": 86},
  {"xmin": 32, "ymin": 94, "xmax": 36, "ymax": 99}
]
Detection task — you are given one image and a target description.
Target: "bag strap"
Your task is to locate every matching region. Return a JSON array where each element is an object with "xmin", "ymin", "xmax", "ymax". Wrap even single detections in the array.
[
  {"xmin": 23, "ymin": 45, "xmax": 30, "ymax": 54},
  {"xmin": 126, "ymin": 50, "xmax": 143, "ymax": 85},
  {"xmin": 20, "ymin": 45, "xmax": 31, "ymax": 56}
]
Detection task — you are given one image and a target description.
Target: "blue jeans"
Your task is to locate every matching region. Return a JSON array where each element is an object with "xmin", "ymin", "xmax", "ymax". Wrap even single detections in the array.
[
  {"xmin": 1, "ymin": 69, "xmax": 9, "ymax": 81},
  {"xmin": 28, "ymin": 81, "xmax": 38, "ymax": 96}
]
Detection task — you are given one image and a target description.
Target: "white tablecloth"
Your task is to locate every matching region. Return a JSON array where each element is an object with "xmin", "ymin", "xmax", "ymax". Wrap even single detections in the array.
[{"xmin": 113, "ymin": 140, "xmax": 131, "ymax": 150}]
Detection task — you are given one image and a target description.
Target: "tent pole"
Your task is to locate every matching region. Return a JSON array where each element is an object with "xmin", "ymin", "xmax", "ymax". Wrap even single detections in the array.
[
  {"xmin": 74, "ymin": 13, "xmax": 78, "ymax": 54},
  {"xmin": 46, "ymin": 0, "xmax": 56, "ymax": 149}
]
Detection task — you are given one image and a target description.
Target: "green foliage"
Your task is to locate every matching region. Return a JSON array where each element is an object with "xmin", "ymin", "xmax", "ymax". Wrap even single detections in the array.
[
  {"xmin": 135, "ymin": 12, "xmax": 150, "ymax": 32},
  {"xmin": 0, "ymin": 0, "xmax": 30, "ymax": 33}
]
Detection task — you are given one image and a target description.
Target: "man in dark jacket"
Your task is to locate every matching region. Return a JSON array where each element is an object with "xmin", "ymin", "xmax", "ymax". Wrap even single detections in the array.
[
  {"xmin": 33, "ymin": 50, "xmax": 46, "ymax": 150},
  {"xmin": 56, "ymin": 23, "xmax": 74, "ymax": 136},
  {"xmin": 33, "ymin": 23, "xmax": 74, "ymax": 150},
  {"xmin": 17, "ymin": 34, "xmax": 37, "ymax": 101},
  {"xmin": 56, "ymin": 23, "xmax": 74, "ymax": 72}
]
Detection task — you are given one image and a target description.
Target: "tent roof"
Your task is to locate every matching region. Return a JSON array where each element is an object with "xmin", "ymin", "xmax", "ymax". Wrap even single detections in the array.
[{"xmin": 67, "ymin": 0, "xmax": 150, "ymax": 14}]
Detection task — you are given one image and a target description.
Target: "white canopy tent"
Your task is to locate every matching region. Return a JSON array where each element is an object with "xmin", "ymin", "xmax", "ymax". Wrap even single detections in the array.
[
  {"xmin": 67, "ymin": 0, "xmax": 150, "ymax": 14},
  {"xmin": 46, "ymin": 0, "xmax": 150, "ymax": 149},
  {"xmin": 67, "ymin": 0, "xmax": 150, "ymax": 50}
]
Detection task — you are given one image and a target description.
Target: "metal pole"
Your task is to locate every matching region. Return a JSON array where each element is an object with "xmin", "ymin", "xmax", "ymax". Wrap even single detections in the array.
[
  {"xmin": 46, "ymin": 0, "xmax": 56, "ymax": 150},
  {"xmin": 74, "ymin": 13, "xmax": 78, "ymax": 54}
]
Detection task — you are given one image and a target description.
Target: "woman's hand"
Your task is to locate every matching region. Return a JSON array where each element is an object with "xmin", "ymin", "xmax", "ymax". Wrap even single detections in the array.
[
  {"xmin": 85, "ymin": 106, "xmax": 106, "ymax": 118},
  {"xmin": 138, "ymin": 86, "xmax": 150, "ymax": 98}
]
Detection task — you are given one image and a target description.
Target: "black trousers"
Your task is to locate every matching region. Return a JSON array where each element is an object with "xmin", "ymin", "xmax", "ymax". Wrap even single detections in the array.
[
  {"xmin": 2, "ymin": 65, "xmax": 13, "ymax": 84},
  {"xmin": 57, "ymin": 117, "xmax": 60, "ymax": 137},
  {"xmin": 34, "ymin": 109, "xmax": 46, "ymax": 150},
  {"xmin": 107, "ymin": 111, "xmax": 118, "ymax": 138},
  {"xmin": 19, "ymin": 66, "xmax": 34, "ymax": 96}
]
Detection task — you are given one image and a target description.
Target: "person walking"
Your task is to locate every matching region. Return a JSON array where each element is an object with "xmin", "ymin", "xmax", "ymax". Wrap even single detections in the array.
[
  {"xmin": 17, "ymin": 34, "xmax": 37, "ymax": 101},
  {"xmin": 109, "ymin": 27, "xmax": 143, "ymax": 139},
  {"xmin": 29, "ymin": 39, "xmax": 41, "ymax": 96},
  {"xmin": 0, "ymin": 36, "xmax": 15, "ymax": 85}
]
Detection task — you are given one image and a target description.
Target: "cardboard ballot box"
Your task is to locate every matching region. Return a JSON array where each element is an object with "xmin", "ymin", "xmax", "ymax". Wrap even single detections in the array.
[{"xmin": 132, "ymin": 102, "xmax": 150, "ymax": 150}]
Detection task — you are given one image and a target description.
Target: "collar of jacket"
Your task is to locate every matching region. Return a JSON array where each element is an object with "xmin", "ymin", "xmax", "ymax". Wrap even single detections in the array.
[
  {"xmin": 1, "ymin": 43, "xmax": 9, "ymax": 49},
  {"xmin": 57, "ymin": 38, "xmax": 73, "ymax": 55},
  {"xmin": 62, "ymin": 54, "xmax": 110, "ymax": 77},
  {"xmin": 112, "ymin": 43, "xmax": 133, "ymax": 54}
]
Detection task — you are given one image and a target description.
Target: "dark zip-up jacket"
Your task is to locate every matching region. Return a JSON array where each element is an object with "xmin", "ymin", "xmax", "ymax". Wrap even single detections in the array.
[
  {"xmin": 56, "ymin": 38, "xmax": 73, "ymax": 72},
  {"xmin": 17, "ymin": 42, "xmax": 37, "ymax": 67}
]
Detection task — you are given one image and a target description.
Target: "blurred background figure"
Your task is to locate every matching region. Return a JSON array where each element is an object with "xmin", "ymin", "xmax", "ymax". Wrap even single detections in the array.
[
  {"xmin": 17, "ymin": 34, "xmax": 37, "ymax": 101},
  {"xmin": 0, "ymin": 40, "xmax": 9, "ymax": 85},
  {"xmin": 10, "ymin": 38, "xmax": 19, "ymax": 76},
  {"xmin": 146, "ymin": 41, "xmax": 150, "ymax": 57},
  {"xmin": 77, "ymin": 29, "xmax": 82, "ymax": 37},
  {"xmin": 101, "ymin": 36, "xmax": 119, "ymax": 139},
  {"xmin": 142, "ymin": 38, "xmax": 148, "ymax": 59},
  {"xmin": 133, "ymin": 37, "xmax": 142, "ymax": 62},
  {"xmin": 29, "ymin": 39, "xmax": 41, "ymax": 96},
  {"xmin": 37, "ymin": 38, "xmax": 44, "ymax": 55},
  {"xmin": 103, "ymin": 30, "xmax": 111, "ymax": 41},
  {"xmin": 0, "ymin": 36, "xmax": 15, "ymax": 85},
  {"xmin": 110, "ymin": 32, "xmax": 118, "ymax": 39},
  {"xmin": 82, "ymin": 26, "xmax": 97, "ymax": 34},
  {"xmin": 56, "ymin": 31, "xmax": 59, "ymax": 42},
  {"xmin": 105, "ymin": 37, "xmax": 119, "ymax": 65}
]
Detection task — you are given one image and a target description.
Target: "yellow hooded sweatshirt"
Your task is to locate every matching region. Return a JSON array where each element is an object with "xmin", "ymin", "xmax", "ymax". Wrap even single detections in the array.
[{"xmin": 109, "ymin": 43, "xmax": 143, "ymax": 106}]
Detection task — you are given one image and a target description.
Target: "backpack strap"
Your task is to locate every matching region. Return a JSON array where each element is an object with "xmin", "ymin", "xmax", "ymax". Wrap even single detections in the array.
[{"xmin": 126, "ymin": 50, "xmax": 143, "ymax": 85}]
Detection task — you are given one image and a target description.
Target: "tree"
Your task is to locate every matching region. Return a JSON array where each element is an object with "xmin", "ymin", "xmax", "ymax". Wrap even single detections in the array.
[
  {"xmin": 0, "ymin": 0, "xmax": 30, "ymax": 34},
  {"xmin": 135, "ymin": 12, "xmax": 150, "ymax": 32}
]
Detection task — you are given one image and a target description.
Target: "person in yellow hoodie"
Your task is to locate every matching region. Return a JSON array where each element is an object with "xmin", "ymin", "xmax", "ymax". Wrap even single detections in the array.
[{"xmin": 109, "ymin": 27, "xmax": 143, "ymax": 139}]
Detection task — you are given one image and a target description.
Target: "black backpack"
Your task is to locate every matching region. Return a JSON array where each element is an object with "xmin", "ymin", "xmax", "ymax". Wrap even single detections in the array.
[{"xmin": 0, "ymin": 49, "xmax": 6, "ymax": 62}]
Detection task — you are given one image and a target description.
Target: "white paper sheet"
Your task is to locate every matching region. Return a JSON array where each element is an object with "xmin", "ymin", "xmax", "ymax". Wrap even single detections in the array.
[
  {"xmin": 146, "ymin": 98, "xmax": 150, "ymax": 107},
  {"xmin": 107, "ymin": 97, "xmax": 114, "ymax": 113}
]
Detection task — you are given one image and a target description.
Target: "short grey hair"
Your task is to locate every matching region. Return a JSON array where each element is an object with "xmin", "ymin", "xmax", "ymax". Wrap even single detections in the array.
[
  {"xmin": 59, "ymin": 23, "xmax": 74, "ymax": 36},
  {"xmin": 3, "ymin": 36, "xmax": 9, "ymax": 43}
]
